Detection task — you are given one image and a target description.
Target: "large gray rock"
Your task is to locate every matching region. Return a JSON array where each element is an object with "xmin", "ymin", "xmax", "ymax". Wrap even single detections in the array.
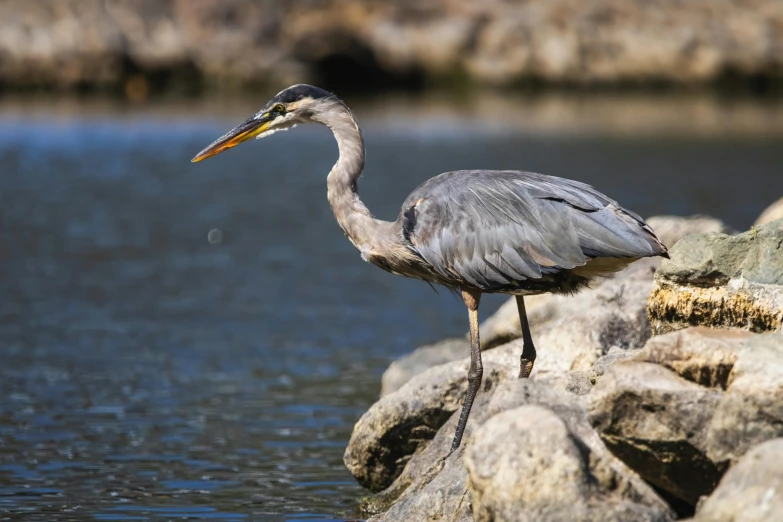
[
  {"xmin": 705, "ymin": 333, "xmax": 783, "ymax": 465},
  {"xmin": 358, "ymin": 330, "xmax": 783, "ymax": 520},
  {"xmin": 589, "ymin": 329, "xmax": 783, "ymax": 507},
  {"xmin": 638, "ymin": 326, "xmax": 752, "ymax": 389},
  {"xmin": 368, "ymin": 380, "xmax": 672, "ymax": 522},
  {"xmin": 345, "ymin": 349, "xmax": 517, "ymax": 493},
  {"xmin": 467, "ymin": 405, "xmax": 673, "ymax": 522},
  {"xmin": 648, "ymin": 219, "xmax": 783, "ymax": 333},
  {"xmin": 588, "ymin": 361, "xmax": 725, "ymax": 505},
  {"xmin": 368, "ymin": 445, "xmax": 473, "ymax": 522},
  {"xmin": 693, "ymin": 438, "xmax": 783, "ymax": 522}
]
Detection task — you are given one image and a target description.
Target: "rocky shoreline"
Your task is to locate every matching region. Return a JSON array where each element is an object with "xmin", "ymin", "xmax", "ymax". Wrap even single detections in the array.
[
  {"xmin": 344, "ymin": 206, "xmax": 783, "ymax": 521},
  {"xmin": 2, "ymin": 0, "xmax": 783, "ymax": 92}
]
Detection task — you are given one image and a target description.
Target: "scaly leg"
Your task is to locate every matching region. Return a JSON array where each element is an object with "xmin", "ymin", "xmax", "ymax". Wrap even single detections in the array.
[
  {"xmin": 516, "ymin": 296, "xmax": 536, "ymax": 379},
  {"xmin": 451, "ymin": 289, "xmax": 482, "ymax": 451}
]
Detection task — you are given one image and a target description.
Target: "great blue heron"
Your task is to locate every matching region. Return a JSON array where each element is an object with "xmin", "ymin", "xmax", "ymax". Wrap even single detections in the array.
[{"xmin": 192, "ymin": 84, "xmax": 668, "ymax": 450}]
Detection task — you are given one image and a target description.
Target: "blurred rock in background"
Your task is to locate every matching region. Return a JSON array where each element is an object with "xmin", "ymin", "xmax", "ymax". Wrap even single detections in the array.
[{"xmin": 2, "ymin": 0, "xmax": 783, "ymax": 95}]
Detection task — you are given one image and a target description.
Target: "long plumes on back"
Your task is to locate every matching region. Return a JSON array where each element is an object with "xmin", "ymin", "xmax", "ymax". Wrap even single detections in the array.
[{"xmin": 400, "ymin": 170, "xmax": 667, "ymax": 293}]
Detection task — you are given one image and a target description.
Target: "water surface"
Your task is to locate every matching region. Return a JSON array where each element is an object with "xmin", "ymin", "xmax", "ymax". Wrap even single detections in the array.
[{"xmin": 0, "ymin": 92, "xmax": 781, "ymax": 521}]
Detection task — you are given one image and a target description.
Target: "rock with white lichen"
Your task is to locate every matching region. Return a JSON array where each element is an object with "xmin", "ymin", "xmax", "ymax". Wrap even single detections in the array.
[{"xmin": 647, "ymin": 219, "xmax": 783, "ymax": 334}]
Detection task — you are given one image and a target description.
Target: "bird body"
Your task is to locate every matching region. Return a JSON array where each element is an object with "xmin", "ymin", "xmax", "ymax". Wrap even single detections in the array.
[
  {"xmin": 386, "ymin": 169, "xmax": 664, "ymax": 295},
  {"xmin": 192, "ymin": 84, "xmax": 668, "ymax": 451}
]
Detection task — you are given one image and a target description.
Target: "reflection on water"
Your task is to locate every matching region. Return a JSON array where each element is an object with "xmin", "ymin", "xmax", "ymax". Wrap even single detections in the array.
[{"xmin": 0, "ymin": 93, "xmax": 781, "ymax": 520}]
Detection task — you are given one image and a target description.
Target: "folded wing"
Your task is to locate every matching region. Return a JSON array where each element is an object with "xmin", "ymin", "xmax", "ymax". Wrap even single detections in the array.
[{"xmin": 400, "ymin": 170, "xmax": 666, "ymax": 289}]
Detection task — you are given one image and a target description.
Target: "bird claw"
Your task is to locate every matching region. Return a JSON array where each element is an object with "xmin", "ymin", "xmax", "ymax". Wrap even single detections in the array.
[{"xmin": 519, "ymin": 358, "xmax": 534, "ymax": 379}]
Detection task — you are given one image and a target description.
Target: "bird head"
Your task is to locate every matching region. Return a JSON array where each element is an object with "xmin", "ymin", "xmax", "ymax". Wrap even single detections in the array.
[{"xmin": 191, "ymin": 84, "xmax": 335, "ymax": 162}]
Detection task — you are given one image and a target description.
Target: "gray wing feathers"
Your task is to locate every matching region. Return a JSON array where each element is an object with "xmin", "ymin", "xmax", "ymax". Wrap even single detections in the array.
[
  {"xmin": 402, "ymin": 170, "xmax": 664, "ymax": 287},
  {"xmin": 571, "ymin": 206, "xmax": 660, "ymax": 258}
]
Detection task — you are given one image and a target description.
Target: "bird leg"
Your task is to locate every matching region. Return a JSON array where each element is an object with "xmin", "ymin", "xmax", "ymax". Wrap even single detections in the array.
[
  {"xmin": 451, "ymin": 289, "xmax": 483, "ymax": 451},
  {"xmin": 516, "ymin": 296, "xmax": 536, "ymax": 379}
]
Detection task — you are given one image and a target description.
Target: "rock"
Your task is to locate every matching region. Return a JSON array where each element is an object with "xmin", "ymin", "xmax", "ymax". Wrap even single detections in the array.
[
  {"xmin": 589, "ymin": 330, "xmax": 783, "ymax": 508},
  {"xmin": 588, "ymin": 361, "xmax": 726, "ymax": 505},
  {"xmin": 590, "ymin": 346, "xmax": 642, "ymax": 385},
  {"xmin": 638, "ymin": 327, "xmax": 752, "ymax": 389},
  {"xmin": 362, "ymin": 383, "xmax": 526, "ymax": 521},
  {"xmin": 345, "ymin": 348, "xmax": 517, "ymax": 493},
  {"xmin": 648, "ymin": 219, "xmax": 783, "ymax": 333},
  {"xmin": 367, "ymin": 433, "xmax": 473, "ymax": 522},
  {"xmin": 693, "ymin": 438, "xmax": 783, "ymax": 522},
  {"xmin": 467, "ymin": 405, "xmax": 674, "ymax": 522},
  {"xmin": 705, "ymin": 333, "xmax": 783, "ymax": 465},
  {"xmin": 561, "ymin": 370, "xmax": 593, "ymax": 395},
  {"xmin": 380, "ymin": 338, "xmax": 469, "ymax": 397},
  {"xmin": 755, "ymin": 197, "xmax": 783, "ymax": 226},
  {"xmin": 358, "ymin": 330, "xmax": 783, "ymax": 519},
  {"xmin": 368, "ymin": 379, "xmax": 672, "ymax": 522},
  {"xmin": 3, "ymin": 1, "xmax": 783, "ymax": 89},
  {"xmin": 377, "ymin": 379, "xmax": 581, "ymax": 500},
  {"xmin": 644, "ymin": 215, "xmax": 735, "ymax": 249}
]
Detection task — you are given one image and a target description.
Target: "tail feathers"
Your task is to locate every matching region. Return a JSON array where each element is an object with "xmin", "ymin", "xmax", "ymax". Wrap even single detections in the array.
[
  {"xmin": 615, "ymin": 206, "xmax": 669, "ymax": 258},
  {"xmin": 571, "ymin": 204, "xmax": 668, "ymax": 260}
]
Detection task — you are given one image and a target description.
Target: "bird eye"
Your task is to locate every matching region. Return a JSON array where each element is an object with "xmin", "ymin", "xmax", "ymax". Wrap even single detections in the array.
[{"xmin": 274, "ymin": 104, "xmax": 285, "ymax": 114}]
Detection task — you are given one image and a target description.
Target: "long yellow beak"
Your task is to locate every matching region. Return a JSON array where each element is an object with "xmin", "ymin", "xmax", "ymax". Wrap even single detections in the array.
[{"xmin": 191, "ymin": 114, "xmax": 271, "ymax": 162}]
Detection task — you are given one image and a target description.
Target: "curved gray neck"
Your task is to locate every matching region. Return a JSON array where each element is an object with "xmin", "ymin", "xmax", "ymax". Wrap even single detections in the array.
[{"xmin": 315, "ymin": 100, "xmax": 390, "ymax": 253}]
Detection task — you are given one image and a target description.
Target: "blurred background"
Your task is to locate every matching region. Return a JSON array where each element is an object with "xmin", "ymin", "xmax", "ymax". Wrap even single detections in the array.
[{"xmin": 1, "ymin": 1, "xmax": 782, "ymax": 521}]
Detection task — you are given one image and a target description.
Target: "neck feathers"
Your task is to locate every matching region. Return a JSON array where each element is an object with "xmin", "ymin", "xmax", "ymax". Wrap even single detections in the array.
[{"xmin": 318, "ymin": 100, "xmax": 379, "ymax": 251}]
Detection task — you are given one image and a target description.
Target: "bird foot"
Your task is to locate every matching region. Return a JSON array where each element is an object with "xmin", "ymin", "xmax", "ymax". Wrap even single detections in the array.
[{"xmin": 519, "ymin": 358, "xmax": 534, "ymax": 379}]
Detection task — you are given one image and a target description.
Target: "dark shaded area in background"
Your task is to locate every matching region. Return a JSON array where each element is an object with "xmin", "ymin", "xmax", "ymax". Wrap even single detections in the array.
[{"xmin": 309, "ymin": 46, "xmax": 426, "ymax": 94}]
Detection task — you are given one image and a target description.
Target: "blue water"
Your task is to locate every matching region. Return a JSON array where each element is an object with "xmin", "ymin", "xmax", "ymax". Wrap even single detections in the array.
[{"xmin": 0, "ymin": 94, "xmax": 781, "ymax": 520}]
